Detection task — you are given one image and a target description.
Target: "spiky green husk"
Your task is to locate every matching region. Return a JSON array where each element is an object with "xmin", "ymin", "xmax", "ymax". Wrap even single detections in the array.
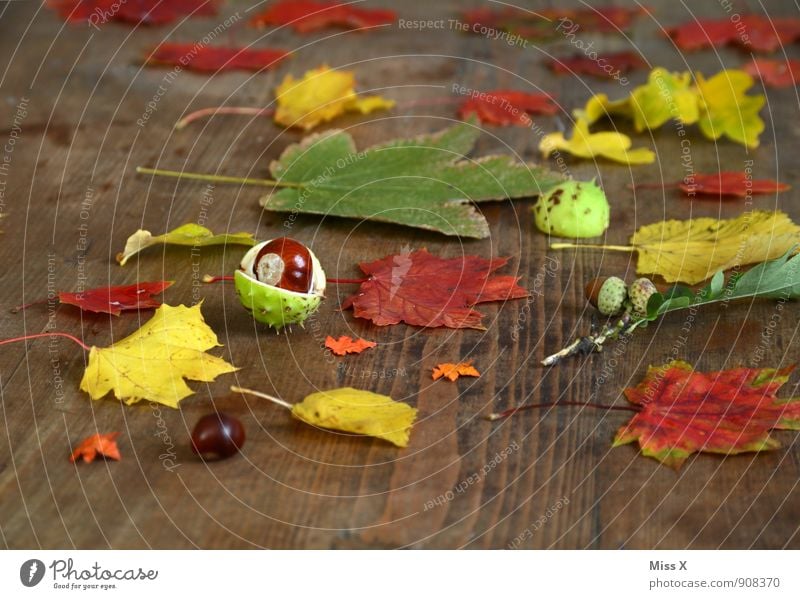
[
  {"xmin": 533, "ymin": 179, "xmax": 609, "ymax": 238},
  {"xmin": 234, "ymin": 270, "xmax": 321, "ymax": 330}
]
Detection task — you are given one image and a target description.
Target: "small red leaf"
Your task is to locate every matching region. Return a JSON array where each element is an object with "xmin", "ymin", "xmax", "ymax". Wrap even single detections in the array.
[
  {"xmin": 744, "ymin": 57, "xmax": 800, "ymax": 88},
  {"xmin": 59, "ymin": 281, "xmax": 173, "ymax": 315},
  {"xmin": 667, "ymin": 15, "xmax": 800, "ymax": 52},
  {"xmin": 251, "ymin": 0, "xmax": 396, "ymax": 33},
  {"xmin": 70, "ymin": 432, "xmax": 121, "ymax": 463},
  {"xmin": 680, "ymin": 172, "xmax": 790, "ymax": 197},
  {"xmin": 341, "ymin": 249, "xmax": 528, "ymax": 329},
  {"xmin": 432, "ymin": 362, "xmax": 480, "ymax": 382},
  {"xmin": 325, "ymin": 335, "xmax": 377, "ymax": 356},
  {"xmin": 457, "ymin": 89, "xmax": 558, "ymax": 126},
  {"xmin": 47, "ymin": 0, "xmax": 218, "ymax": 26},
  {"xmin": 146, "ymin": 43, "xmax": 289, "ymax": 73},
  {"xmin": 615, "ymin": 361, "xmax": 800, "ymax": 469},
  {"xmin": 548, "ymin": 51, "xmax": 646, "ymax": 79}
]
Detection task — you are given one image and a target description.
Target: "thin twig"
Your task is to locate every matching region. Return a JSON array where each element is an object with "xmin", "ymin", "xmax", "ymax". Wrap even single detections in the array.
[{"xmin": 230, "ymin": 385, "xmax": 293, "ymax": 410}]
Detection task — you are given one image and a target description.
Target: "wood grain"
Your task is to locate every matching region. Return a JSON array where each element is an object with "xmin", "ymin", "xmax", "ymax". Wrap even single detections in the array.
[{"xmin": 0, "ymin": 0, "xmax": 798, "ymax": 549}]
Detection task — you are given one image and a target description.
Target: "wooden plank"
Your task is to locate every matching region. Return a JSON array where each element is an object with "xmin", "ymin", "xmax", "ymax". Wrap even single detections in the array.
[{"xmin": 0, "ymin": 0, "xmax": 798, "ymax": 549}]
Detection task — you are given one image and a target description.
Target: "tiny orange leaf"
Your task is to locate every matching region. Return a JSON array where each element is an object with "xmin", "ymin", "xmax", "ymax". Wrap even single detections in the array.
[
  {"xmin": 325, "ymin": 335, "xmax": 377, "ymax": 356},
  {"xmin": 432, "ymin": 362, "xmax": 481, "ymax": 382},
  {"xmin": 70, "ymin": 432, "xmax": 121, "ymax": 463}
]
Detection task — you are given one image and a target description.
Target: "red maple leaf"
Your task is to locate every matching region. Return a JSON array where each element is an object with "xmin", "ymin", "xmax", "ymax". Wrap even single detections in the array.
[
  {"xmin": 458, "ymin": 89, "xmax": 558, "ymax": 126},
  {"xmin": 680, "ymin": 172, "xmax": 790, "ymax": 197},
  {"xmin": 614, "ymin": 361, "xmax": 800, "ymax": 469},
  {"xmin": 667, "ymin": 15, "xmax": 800, "ymax": 52},
  {"xmin": 744, "ymin": 57, "xmax": 800, "ymax": 88},
  {"xmin": 548, "ymin": 51, "xmax": 646, "ymax": 79},
  {"xmin": 325, "ymin": 335, "xmax": 377, "ymax": 356},
  {"xmin": 58, "ymin": 281, "xmax": 173, "ymax": 315},
  {"xmin": 251, "ymin": 0, "xmax": 396, "ymax": 33},
  {"xmin": 47, "ymin": 0, "xmax": 218, "ymax": 26},
  {"xmin": 341, "ymin": 249, "xmax": 528, "ymax": 329},
  {"xmin": 70, "ymin": 432, "xmax": 122, "ymax": 463},
  {"xmin": 146, "ymin": 43, "xmax": 290, "ymax": 73}
]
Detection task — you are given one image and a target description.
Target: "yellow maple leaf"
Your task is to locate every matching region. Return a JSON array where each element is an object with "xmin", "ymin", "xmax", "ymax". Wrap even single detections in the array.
[
  {"xmin": 574, "ymin": 93, "xmax": 633, "ymax": 126},
  {"xmin": 540, "ymin": 118, "xmax": 655, "ymax": 165},
  {"xmin": 233, "ymin": 386, "xmax": 417, "ymax": 447},
  {"xmin": 274, "ymin": 65, "xmax": 395, "ymax": 130},
  {"xmin": 81, "ymin": 304, "xmax": 238, "ymax": 408},
  {"xmin": 629, "ymin": 68, "xmax": 699, "ymax": 131},
  {"xmin": 695, "ymin": 69, "xmax": 765, "ymax": 148},
  {"xmin": 553, "ymin": 211, "xmax": 800, "ymax": 284}
]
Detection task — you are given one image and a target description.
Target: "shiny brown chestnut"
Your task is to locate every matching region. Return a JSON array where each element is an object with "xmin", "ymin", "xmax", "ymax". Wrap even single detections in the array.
[{"xmin": 191, "ymin": 412, "xmax": 245, "ymax": 461}]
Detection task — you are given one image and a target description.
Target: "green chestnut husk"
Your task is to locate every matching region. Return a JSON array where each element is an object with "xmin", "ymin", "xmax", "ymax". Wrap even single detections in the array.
[
  {"xmin": 234, "ymin": 240, "xmax": 326, "ymax": 330},
  {"xmin": 533, "ymin": 179, "xmax": 610, "ymax": 238}
]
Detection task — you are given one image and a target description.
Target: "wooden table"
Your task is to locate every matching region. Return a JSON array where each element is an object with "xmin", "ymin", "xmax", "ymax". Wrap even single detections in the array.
[{"xmin": 1, "ymin": 0, "xmax": 798, "ymax": 549}]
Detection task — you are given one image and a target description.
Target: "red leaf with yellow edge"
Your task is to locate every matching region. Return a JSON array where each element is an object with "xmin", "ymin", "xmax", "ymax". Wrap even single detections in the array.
[
  {"xmin": 58, "ymin": 281, "xmax": 173, "ymax": 316},
  {"xmin": 614, "ymin": 361, "xmax": 800, "ymax": 469},
  {"xmin": 457, "ymin": 89, "xmax": 558, "ymax": 126},
  {"xmin": 146, "ymin": 43, "xmax": 289, "ymax": 73},
  {"xmin": 70, "ymin": 432, "xmax": 121, "ymax": 463},
  {"xmin": 548, "ymin": 51, "xmax": 646, "ymax": 79},
  {"xmin": 325, "ymin": 335, "xmax": 376, "ymax": 356},
  {"xmin": 341, "ymin": 249, "xmax": 527, "ymax": 329},
  {"xmin": 47, "ymin": 0, "xmax": 218, "ymax": 26},
  {"xmin": 251, "ymin": 0, "xmax": 395, "ymax": 33},
  {"xmin": 432, "ymin": 362, "xmax": 480, "ymax": 382},
  {"xmin": 744, "ymin": 57, "xmax": 800, "ymax": 88}
]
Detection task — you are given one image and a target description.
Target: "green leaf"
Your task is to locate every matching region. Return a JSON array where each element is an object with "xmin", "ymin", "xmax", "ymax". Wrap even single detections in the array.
[
  {"xmin": 117, "ymin": 224, "xmax": 255, "ymax": 266},
  {"xmin": 260, "ymin": 121, "xmax": 565, "ymax": 238}
]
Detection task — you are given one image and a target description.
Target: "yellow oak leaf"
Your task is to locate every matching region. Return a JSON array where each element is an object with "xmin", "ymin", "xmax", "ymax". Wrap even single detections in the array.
[
  {"xmin": 629, "ymin": 68, "xmax": 699, "ymax": 131},
  {"xmin": 233, "ymin": 386, "xmax": 417, "ymax": 447},
  {"xmin": 540, "ymin": 118, "xmax": 654, "ymax": 165},
  {"xmin": 117, "ymin": 223, "xmax": 255, "ymax": 266},
  {"xmin": 274, "ymin": 65, "xmax": 395, "ymax": 130},
  {"xmin": 555, "ymin": 211, "xmax": 800, "ymax": 284},
  {"xmin": 695, "ymin": 69, "xmax": 765, "ymax": 148},
  {"xmin": 80, "ymin": 304, "xmax": 238, "ymax": 408}
]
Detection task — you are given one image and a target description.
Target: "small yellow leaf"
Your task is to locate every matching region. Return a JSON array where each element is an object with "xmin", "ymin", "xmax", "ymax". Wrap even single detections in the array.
[
  {"xmin": 80, "ymin": 304, "xmax": 237, "ymax": 408},
  {"xmin": 574, "ymin": 93, "xmax": 633, "ymax": 125},
  {"xmin": 540, "ymin": 118, "xmax": 654, "ymax": 165},
  {"xmin": 291, "ymin": 387, "xmax": 417, "ymax": 447},
  {"xmin": 274, "ymin": 65, "xmax": 394, "ymax": 131},
  {"xmin": 629, "ymin": 211, "xmax": 800, "ymax": 284},
  {"xmin": 117, "ymin": 223, "xmax": 255, "ymax": 266},
  {"xmin": 629, "ymin": 68, "xmax": 698, "ymax": 131},
  {"xmin": 695, "ymin": 69, "xmax": 765, "ymax": 148}
]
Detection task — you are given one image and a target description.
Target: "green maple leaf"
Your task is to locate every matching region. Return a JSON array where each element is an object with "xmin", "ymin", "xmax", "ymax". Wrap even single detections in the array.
[{"xmin": 260, "ymin": 121, "xmax": 564, "ymax": 238}]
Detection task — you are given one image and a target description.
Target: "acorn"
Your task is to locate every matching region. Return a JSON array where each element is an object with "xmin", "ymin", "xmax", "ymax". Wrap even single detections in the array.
[
  {"xmin": 628, "ymin": 277, "xmax": 658, "ymax": 316},
  {"xmin": 533, "ymin": 179, "xmax": 610, "ymax": 238},
  {"xmin": 234, "ymin": 237, "xmax": 326, "ymax": 330},
  {"xmin": 589, "ymin": 276, "xmax": 628, "ymax": 316}
]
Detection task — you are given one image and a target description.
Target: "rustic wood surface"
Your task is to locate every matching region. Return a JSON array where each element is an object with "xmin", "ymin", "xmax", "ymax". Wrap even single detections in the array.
[{"xmin": 0, "ymin": 0, "xmax": 798, "ymax": 549}]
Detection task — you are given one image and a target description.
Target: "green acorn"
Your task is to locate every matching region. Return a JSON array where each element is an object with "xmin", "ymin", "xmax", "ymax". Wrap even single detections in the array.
[
  {"xmin": 533, "ymin": 179, "xmax": 610, "ymax": 238},
  {"xmin": 628, "ymin": 277, "xmax": 657, "ymax": 316},
  {"xmin": 596, "ymin": 276, "xmax": 628, "ymax": 316},
  {"xmin": 235, "ymin": 237, "xmax": 326, "ymax": 330}
]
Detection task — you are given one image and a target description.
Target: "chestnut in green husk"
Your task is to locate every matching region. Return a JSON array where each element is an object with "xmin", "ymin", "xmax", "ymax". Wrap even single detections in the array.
[{"xmin": 235, "ymin": 237, "xmax": 326, "ymax": 330}]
